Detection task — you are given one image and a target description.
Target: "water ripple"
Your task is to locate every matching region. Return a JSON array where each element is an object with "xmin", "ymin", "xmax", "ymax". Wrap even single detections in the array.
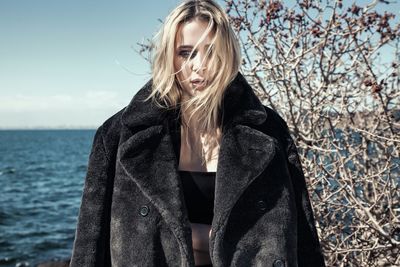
[{"xmin": 0, "ymin": 130, "xmax": 95, "ymax": 267}]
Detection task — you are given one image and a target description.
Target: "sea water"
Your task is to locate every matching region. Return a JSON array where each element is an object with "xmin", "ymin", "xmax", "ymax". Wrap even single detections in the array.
[{"xmin": 0, "ymin": 130, "xmax": 95, "ymax": 267}]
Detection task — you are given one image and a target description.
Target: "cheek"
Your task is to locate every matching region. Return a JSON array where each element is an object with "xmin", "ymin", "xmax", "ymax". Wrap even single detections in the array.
[
  {"xmin": 174, "ymin": 59, "xmax": 180, "ymax": 73},
  {"xmin": 175, "ymin": 61, "xmax": 190, "ymax": 79},
  {"xmin": 174, "ymin": 59, "xmax": 182, "ymax": 73}
]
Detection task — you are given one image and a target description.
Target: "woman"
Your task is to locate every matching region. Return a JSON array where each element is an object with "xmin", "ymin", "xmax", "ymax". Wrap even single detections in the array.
[{"xmin": 70, "ymin": 0, "xmax": 325, "ymax": 266}]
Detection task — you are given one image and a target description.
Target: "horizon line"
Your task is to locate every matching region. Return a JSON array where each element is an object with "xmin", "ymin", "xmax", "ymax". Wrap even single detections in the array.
[{"xmin": 0, "ymin": 126, "xmax": 98, "ymax": 130}]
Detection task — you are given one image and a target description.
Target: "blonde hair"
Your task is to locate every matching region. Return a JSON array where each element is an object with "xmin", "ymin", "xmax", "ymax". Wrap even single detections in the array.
[{"xmin": 145, "ymin": 0, "xmax": 241, "ymax": 164}]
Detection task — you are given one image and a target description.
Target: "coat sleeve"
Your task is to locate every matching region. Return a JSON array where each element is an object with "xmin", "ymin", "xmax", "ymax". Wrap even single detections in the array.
[
  {"xmin": 70, "ymin": 125, "xmax": 113, "ymax": 267},
  {"xmin": 281, "ymin": 121, "xmax": 326, "ymax": 267}
]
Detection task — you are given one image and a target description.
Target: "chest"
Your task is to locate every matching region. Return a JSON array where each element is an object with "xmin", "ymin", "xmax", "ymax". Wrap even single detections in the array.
[{"xmin": 178, "ymin": 124, "xmax": 221, "ymax": 172}]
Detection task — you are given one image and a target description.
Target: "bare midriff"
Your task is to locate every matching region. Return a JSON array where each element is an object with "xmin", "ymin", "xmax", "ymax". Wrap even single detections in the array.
[{"xmin": 190, "ymin": 222, "xmax": 212, "ymax": 266}]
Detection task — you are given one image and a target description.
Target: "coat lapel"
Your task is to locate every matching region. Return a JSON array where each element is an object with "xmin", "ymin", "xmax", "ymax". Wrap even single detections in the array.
[
  {"xmin": 117, "ymin": 79, "xmax": 194, "ymax": 263},
  {"xmin": 118, "ymin": 72, "xmax": 276, "ymax": 262}
]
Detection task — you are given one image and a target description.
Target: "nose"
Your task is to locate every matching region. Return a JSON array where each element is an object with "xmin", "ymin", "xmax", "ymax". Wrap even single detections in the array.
[{"xmin": 191, "ymin": 52, "xmax": 207, "ymax": 74}]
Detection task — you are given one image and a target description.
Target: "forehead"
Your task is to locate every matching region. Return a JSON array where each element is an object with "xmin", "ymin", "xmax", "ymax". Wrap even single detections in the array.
[{"xmin": 175, "ymin": 19, "xmax": 214, "ymax": 47}]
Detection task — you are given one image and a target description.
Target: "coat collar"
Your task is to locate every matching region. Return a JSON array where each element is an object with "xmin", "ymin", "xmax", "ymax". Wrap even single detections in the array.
[
  {"xmin": 120, "ymin": 71, "xmax": 267, "ymax": 131},
  {"xmin": 117, "ymin": 71, "xmax": 276, "ymax": 265}
]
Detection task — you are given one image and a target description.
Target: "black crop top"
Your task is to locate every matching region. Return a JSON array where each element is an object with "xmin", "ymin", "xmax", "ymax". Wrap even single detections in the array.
[{"xmin": 179, "ymin": 170, "xmax": 216, "ymax": 225}]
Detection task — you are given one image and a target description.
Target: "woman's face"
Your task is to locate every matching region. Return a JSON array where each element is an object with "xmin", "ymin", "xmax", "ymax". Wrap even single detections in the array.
[{"xmin": 174, "ymin": 18, "xmax": 214, "ymax": 98}]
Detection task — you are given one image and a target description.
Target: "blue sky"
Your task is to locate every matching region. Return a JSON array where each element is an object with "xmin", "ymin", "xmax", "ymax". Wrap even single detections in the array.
[
  {"xmin": 0, "ymin": 0, "xmax": 398, "ymax": 129},
  {"xmin": 0, "ymin": 0, "xmax": 221, "ymax": 129}
]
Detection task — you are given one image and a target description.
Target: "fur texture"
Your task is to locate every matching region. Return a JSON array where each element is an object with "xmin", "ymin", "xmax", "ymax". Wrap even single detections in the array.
[{"xmin": 69, "ymin": 72, "xmax": 326, "ymax": 267}]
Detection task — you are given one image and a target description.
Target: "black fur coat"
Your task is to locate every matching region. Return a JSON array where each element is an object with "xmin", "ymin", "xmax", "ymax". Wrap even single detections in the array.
[{"xmin": 69, "ymin": 72, "xmax": 326, "ymax": 267}]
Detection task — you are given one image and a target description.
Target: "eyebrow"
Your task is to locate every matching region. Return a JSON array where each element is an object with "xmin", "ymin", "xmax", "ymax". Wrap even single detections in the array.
[{"xmin": 177, "ymin": 44, "xmax": 212, "ymax": 50}]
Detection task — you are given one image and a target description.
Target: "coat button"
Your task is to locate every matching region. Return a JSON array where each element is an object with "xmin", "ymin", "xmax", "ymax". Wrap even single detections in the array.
[
  {"xmin": 256, "ymin": 200, "xmax": 267, "ymax": 211},
  {"xmin": 273, "ymin": 259, "xmax": 285, "ymax": 267},
  {"xmin": 139, "ymin": 205, "xmax": 149, "ymax": 217}
]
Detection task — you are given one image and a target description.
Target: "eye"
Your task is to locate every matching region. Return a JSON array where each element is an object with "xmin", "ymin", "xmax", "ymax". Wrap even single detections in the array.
[{"xmin": 179, "ymin": 50, "xmax": 196, "ymax": 59}]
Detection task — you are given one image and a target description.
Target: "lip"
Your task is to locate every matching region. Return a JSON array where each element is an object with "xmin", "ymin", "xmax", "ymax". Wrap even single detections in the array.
[
  {"xmin": 191, "ymin": 78, "xmax": 205, "ymax": 83},
  {"xmin": 191, "ymin": 79, "xmax": 206, "ymax": 88}
]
